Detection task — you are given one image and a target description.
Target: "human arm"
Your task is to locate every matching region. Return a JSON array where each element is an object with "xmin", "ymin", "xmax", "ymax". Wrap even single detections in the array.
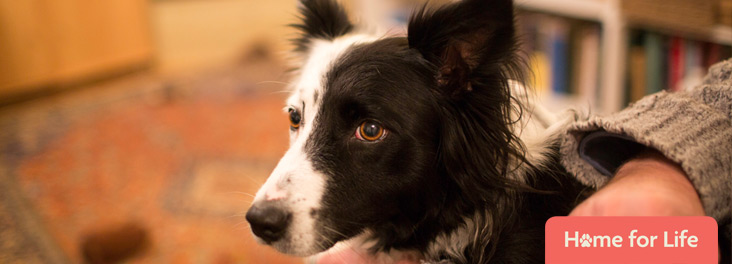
[
  {"xmin": 561, "ymin": 58, "xmax": 732, "ymax": 220},
  {"xmin": 569, "ymin": 148, "xmax": 704, "ymax": 216}
]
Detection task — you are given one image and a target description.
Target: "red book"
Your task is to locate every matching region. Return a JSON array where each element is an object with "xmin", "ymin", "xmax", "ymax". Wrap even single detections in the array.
[
  {"xmin": 703, "ymin": 42, "xmax": 720, "ymax": 69},
  {"xmin": 668, "ymin": 37, "xmax": 685, "ymax": 92}
]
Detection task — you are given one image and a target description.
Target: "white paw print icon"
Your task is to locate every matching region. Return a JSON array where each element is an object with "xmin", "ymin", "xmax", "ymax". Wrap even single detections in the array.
[{"xmin": 580, "ymin": 234, "xmax": 592, "ymax": 247}]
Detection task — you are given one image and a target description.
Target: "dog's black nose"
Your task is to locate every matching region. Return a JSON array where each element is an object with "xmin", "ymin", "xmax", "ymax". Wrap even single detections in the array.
[{"xmin": 246, "ymin": 205, "xmax": 291, "ymax": 243}]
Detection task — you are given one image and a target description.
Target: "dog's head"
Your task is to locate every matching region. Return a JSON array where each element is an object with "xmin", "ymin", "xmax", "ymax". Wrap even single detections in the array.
[{"xmin": 246, "ymin": 0, "xmax": 524, "ymax": 256}]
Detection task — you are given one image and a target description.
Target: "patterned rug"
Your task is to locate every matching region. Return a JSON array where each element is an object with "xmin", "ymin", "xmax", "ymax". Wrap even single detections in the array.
[{"xmin": 0, "ymin": 60, "xmax": 303, "ymax": 264}]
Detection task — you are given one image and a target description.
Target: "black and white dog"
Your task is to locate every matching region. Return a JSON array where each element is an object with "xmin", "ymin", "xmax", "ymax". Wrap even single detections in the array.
[{"xmin": 246, "ymin": 0, "xmax": 587, "ymax": 262}]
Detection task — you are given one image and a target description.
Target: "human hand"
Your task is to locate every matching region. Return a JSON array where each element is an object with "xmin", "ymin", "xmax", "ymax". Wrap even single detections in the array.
[{"xmin": 570, "ymin": 149, "xmax": 704, "ymax": 216}]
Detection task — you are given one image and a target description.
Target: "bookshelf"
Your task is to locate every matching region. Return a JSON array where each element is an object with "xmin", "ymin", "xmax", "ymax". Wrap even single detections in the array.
[
  {"xmin": 515, "ymin": 0, "xmax": 732, "ymax": 114},
  {"xmin": 516, "ymin": 0, "xmax": 625, "ymax": 114}
]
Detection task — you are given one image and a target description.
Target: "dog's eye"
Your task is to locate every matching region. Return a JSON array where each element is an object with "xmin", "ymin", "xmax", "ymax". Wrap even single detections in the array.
[
  {"xmin": 289, "ymin": 109, "xmax": 301, "ymax": 130},
  {"xmin": 356, "ymin": 121, "xmax": 386, "ymax": 141}
]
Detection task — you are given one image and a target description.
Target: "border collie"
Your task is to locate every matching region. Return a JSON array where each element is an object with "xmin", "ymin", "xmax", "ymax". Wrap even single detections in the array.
[{"xmin": 246, "ymin": 0, "xmax": 587, "ymax": 262}]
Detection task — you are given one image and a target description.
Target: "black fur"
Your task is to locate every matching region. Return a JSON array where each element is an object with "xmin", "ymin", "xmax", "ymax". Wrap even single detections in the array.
[
  {"xmin": 291, "ymin": 0, "xmax": 354, "ymax": 52},
  {"xmin": 289, "ymin": 0, "xmax": 588, "ymax": 262}
]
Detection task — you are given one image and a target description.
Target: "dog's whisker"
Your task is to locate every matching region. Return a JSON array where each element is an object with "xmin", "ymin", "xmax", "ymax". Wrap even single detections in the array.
[
  {"xmin": 238, "ymin": 173, "xmax": 267, "ymax": 185},
  {"xmin": 223, "ymin": 191, "xmax": 256, "ymax": 198},
  {"xmin": 256, "ymin": 80, "xmax": 290, "ymax": 86},
  {"xmin": 222, "ymin": 191, "xmax": 257, "ymax": 204},
  {"xmin": 233, "ymin": 220, "xmax": 252, "ymax": 230},
  {"xmin": 326, "ymin": 218, "xmax": 366, "ymax": 226},
  {"xmin": 317, "ymin": 225, "xmax": 380, "ymax": 263},
  {"xmin": 268, "ymin": 88, "xmax": 293, "ymax": 95},
  {"xmin": 316, "ymin": 233, "xmax": 356, "ymax": 263},
  {"xmin": 220, "ymin": 195, "xmax": 255, "ymax": 206},
  {"xmin": 320, "ymin": 225, "xmax": 350, "ymax": 240},
  {"xmin": 227, "ymin": 212, "xmax": 249, "ymax": 219}
]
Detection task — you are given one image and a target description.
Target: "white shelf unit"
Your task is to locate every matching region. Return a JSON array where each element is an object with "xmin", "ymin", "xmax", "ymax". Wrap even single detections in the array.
[
  {"xmin": 710, "ymin": 25, "xmax": 732, "ymax": 46},
  {"xmin": 516, "ymin": 0, "xmax": 732, "ymax": 114}
]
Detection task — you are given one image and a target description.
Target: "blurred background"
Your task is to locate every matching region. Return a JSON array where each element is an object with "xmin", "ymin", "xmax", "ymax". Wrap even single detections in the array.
[{"xmin": 0, "ymin": 0, "xmax": 730, "ymax": 263}]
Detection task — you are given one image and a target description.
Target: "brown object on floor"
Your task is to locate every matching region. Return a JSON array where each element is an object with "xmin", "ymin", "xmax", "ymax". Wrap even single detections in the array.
[{"xmin": 81, "ymin": 222, "xmax": 149, "ymax": 264}]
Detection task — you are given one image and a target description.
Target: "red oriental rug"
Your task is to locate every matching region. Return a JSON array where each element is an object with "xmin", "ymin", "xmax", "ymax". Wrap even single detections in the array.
[{"xmin": 0, "ymin": 61, "xmax": 302, "ymax": 264}]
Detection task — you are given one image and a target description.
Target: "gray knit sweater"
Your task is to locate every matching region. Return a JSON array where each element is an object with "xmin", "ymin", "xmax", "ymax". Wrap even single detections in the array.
[{"xmin": 560, "ymin": 58, "xmax": 732, "ymax": 221}]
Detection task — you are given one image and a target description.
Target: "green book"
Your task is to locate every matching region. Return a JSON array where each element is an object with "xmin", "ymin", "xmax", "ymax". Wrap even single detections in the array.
[{"xmin": 644, "ymin": 33, "xmax": 664, "ymax": 95}]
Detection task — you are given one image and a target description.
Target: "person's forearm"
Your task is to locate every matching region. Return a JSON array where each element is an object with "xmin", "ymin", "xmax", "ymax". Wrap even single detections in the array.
[{"xmin": 570, "ymin": 149, "xmax": 705, "ymax": 216}]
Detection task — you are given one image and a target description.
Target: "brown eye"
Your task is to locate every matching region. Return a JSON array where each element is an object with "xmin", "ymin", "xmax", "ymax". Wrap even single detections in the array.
[
  {"xmin": 289, "ymin": 109, "xmax": 301, "ymax": 129},
  {"xmin": 356, "ymin": 121, "xmax": 386, "ymax": 141}
]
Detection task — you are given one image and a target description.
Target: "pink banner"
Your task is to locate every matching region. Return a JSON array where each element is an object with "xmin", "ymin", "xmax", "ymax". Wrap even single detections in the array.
[{"xmin": 545, "ymin": 216, "xmax": 718, "ymax": 263}]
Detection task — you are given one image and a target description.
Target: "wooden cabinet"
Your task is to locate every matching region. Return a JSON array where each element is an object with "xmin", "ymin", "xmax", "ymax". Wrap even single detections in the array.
[{"xmin": 0, "ymin": 0, "xmax": 152, "ymax": 101}]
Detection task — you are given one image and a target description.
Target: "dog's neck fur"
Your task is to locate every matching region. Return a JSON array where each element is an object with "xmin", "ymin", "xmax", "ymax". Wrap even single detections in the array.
[{"xmin": 424, "ymin": 85, "xmax": 571, "ymax": 262}]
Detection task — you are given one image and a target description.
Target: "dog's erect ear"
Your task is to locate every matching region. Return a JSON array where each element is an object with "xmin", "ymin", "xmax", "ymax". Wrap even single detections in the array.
[
  {"xmin": 292, "ymin": 0, "xmax": 354, "ymax": 52},
  {"xmin": 411, "ymin": 1, "xmax": 530, "ymax": 231},
  {"xmin": 408, "ymin": 0, "xmax": 516, "ymax": 95}
]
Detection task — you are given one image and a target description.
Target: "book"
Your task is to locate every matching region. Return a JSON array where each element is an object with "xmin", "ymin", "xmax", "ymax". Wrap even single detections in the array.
[
  {"xmin": 703, "ymin": 42, "xmax": 721, "ymax": 69},
  {"xmin": 547, "ymin": 18, "xmax": 570, "ymax": 94},
  {"xmin": 628, "ymin": 33, "xmax": 647, "ymax": 103},
  {"xmin": 529, "ymin": 51, "xmax": 551, "ymax": 95},
  {"xmin": 576, "ymin": 24, "xmax": 600, "ymax": 104},
  {"xmin": 684, "ymin": 40, "xmax": 703, "ymax": 76},
  {"xmin": 668, "ymin": 37, "xmax": 685, "ymax": 92},
  {"xmin": 644, "ymin": 32, "xmax": 664, "ymax": 95}
]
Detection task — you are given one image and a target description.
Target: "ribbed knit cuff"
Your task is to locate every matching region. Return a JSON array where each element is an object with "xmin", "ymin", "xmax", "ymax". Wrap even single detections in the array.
[{"xmin": 560, "ymin": 91, "xmax": 732, "ymax": 221}]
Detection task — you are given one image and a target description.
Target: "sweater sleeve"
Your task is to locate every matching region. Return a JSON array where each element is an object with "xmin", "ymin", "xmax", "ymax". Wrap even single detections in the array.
[{"xmin": 559, "ymin": 58, "xmax": 732, "ymax": 221}]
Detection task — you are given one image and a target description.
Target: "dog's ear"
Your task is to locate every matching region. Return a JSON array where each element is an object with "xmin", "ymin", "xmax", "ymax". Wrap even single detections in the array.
[
  {"xmin": 291, "ymin": 0, "xmax": 354, "ymax": 52},
  {"xmin": 408, "ymin": 0, "xmax": 516, "ymax": 96},
  {"xmin": 410, "ymin": 0, "xmax": 530, "ymax": 221}
]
